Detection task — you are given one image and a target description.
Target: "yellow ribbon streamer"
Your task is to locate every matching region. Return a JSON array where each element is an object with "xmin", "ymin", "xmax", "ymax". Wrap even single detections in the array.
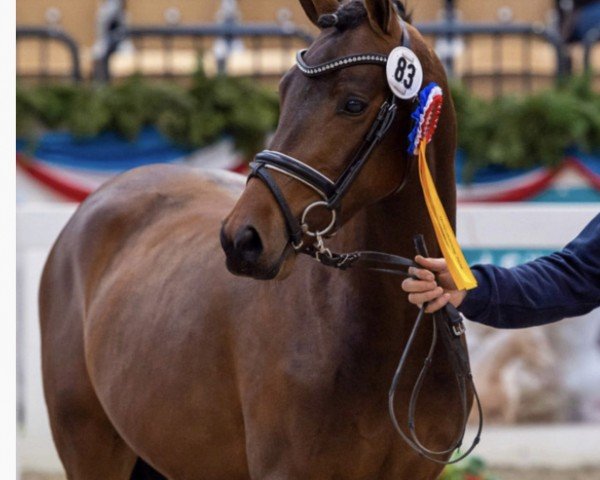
[{"xmin": 417, "ymin": 141, "xmax": 478, "ymax": 291}]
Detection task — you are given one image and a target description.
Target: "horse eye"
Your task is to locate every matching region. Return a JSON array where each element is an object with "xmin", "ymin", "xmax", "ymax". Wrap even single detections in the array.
[{"xmin": 343, "ymin": 98, "xmax": 367, "ymax": 115}]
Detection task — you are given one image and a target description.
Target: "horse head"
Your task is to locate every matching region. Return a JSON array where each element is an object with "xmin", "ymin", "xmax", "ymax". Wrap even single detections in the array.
[{"xmin": 221, "ymin": 0, "xmax": 454, "ymax": 279}]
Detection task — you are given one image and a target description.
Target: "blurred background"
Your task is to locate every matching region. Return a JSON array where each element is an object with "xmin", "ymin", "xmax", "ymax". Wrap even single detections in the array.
[{"xmin": 16, "ymin": 1, "xmax": 600, "ymax": 479}]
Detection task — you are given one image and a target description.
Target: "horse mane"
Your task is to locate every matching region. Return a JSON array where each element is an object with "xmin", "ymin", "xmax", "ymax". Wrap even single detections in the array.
[{"xmin": 317, "ymin": 0, "xmax": 412, "ymax": 30}]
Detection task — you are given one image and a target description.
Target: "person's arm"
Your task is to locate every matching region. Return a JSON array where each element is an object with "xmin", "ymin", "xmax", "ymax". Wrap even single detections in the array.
[
  {"xmin": 462, "ymin": 214, "xmax": 600, "ymax": 328},
  {"xmin": 402, "ymin": 214, "xmax": 600, "ymax": 329}
]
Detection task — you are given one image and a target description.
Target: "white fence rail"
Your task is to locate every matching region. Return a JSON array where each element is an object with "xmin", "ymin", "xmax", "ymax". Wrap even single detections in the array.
[{"xmin": 17, "ymin": 204, "xmax": 77, "ymax": 474}]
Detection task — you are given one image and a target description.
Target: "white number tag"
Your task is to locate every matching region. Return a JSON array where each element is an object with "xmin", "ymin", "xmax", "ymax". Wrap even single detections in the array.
[{"xmin": 386, "ymin": 46, "xmax": 423, "ymax": 100}]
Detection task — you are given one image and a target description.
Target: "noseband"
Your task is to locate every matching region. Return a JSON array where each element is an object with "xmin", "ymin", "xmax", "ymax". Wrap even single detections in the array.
[{"xmin": 247, "ymin": 16, "xmax": 483, "ymax": 465}]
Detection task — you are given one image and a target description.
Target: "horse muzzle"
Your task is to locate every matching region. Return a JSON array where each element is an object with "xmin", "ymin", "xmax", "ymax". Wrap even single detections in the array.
[{"xmin": 219, "ymin": 223, "xmax": 286, "ymax": 280}]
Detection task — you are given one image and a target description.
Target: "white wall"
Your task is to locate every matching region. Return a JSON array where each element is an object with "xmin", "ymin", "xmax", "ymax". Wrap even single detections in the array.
[
  {"xmin": 16, "ymin": 202, "xmax": 600, "ymax": 473},
  {"xmin": 457, "ymin": 204, "xmax": 598, "ymax": 248},
  {"xmin": 17, "ymin": 204, "xmax": 77, "ymax": 474}
]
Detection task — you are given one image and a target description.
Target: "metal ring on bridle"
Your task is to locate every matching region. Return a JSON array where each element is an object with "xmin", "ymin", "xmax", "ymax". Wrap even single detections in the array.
[{"xmin": 300, "ymin": 201, "xmax": 337, "ymax": 238}]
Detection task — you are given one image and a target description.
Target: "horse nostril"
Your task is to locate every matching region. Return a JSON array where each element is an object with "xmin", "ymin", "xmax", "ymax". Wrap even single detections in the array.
[
  {"xmin": 220, "ymin": 225, "xmax": 234, "ymax": 254},
  {"xmin": 233, "ymin": 226, "xmax": 263, "ymax": 263}
]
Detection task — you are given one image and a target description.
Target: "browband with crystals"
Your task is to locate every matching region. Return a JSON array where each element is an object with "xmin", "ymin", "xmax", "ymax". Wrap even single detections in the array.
[
  {"xmin": 295, "ymin": 17, "xmax": 411, "ymax": 78},
  {"xmin": 296, "ymin": 50, "xmax": 387, "ymax": 77}
]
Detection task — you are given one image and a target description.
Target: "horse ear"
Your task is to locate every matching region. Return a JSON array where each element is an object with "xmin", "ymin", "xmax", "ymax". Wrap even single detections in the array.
[
  {"xmin": 299, "ymin": 0, "xmax": 339, "ymax": 27},
  {"xmin": 364, "ymin": 0, "xmax": 394, "ymax": 36}
]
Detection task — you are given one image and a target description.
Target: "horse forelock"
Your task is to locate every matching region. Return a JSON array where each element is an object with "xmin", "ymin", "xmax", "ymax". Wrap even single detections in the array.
[
  {"xmin": 317, "ymin": 1, "xmax": 366, "ymax": 30},
  {"xmin": 317, "ymin": 1, "xmax": 411, "ymax": 31}
]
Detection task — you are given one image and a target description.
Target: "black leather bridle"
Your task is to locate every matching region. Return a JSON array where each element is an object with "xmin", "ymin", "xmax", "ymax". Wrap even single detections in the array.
[
  {"xmin": 247, "ymin": 16, "xmax": 483, "ymax": 465},
  {"xmin": 249, "ymin": 34, "xmax": 402, "ymax": 253},
  {"xmin": 249, "ymin": 91, "xmax": 396, "ymax": 249}
]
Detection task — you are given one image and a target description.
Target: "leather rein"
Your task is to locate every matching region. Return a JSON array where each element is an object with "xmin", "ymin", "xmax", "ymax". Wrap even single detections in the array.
[{"xmin": 247, "ymin": 18, "xmax": 482, "ymax": 465}]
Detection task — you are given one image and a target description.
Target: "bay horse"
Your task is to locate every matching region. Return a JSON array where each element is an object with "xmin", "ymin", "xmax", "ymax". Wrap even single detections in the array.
[{"xmin": 39, "ymin": 0, "xmax": 471, "ymax": 478}]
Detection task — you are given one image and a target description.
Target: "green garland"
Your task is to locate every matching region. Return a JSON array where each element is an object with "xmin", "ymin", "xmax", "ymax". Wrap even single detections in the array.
[
  {"xmin": 17, "ymin": 68, "xmax": 279, "ymax": 159},
  {"xmin": 439, "ymin": 455, "xmax": 498, "ymax": 480},
  {"xmin": 17, "ymin": 73, "xmax": 600, "ymax": 179},
  {"xmin": 452, "ymin": 76, "xmax": 600, "ymax": 181}
]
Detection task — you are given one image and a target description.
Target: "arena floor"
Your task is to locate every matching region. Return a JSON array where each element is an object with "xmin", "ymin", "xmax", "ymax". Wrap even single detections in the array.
[
  {"xmin": 491, "ymin": 467, "xmax": 600, "ymax": 480},
  {"xmin": 21, "ymin": 467, "xmax": 600, "ymax": 480}
]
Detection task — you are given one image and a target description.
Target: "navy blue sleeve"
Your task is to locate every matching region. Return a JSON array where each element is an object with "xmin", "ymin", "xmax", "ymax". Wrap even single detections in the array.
[{"xmin": 459, "ymin": 213, "xmax": 600, "ymax": 329}]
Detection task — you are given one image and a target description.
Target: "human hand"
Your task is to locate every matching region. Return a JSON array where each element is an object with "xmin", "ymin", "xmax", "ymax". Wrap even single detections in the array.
[{"xmin": 401, "ymin": 255, "xmax": 467, "ymax": 313}]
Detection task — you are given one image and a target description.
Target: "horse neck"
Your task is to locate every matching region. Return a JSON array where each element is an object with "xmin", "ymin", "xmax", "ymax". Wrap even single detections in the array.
[
  {"xmin": 326, "ymin": 145, "xmax": 457, "ymax": 361},
  {"xmin": 343, "ymin": 100, "xmax": 458, "ymax": 276},
  {"xmin": 338, "ymin": 143, "xmax": 456, "ymax": 294}
]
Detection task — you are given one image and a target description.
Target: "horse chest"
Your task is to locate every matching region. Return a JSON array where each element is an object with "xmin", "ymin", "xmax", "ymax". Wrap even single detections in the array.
[{"xmin": 234, "ymin": 301, "xmax": 404, "ymax": 478}]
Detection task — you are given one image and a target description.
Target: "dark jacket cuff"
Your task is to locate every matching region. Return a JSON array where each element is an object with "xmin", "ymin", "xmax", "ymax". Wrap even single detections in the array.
[{"xmin": 458, "ymin": 268, "xmax": 490, "ymax": 321}]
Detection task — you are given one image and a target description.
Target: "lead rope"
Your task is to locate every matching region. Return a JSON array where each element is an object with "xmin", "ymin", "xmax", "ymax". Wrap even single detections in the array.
[
  {"xmin": 387, "ymin": 307, "xmax": 483, "ymax": 465},
  {"xmin": 387, "ymin": 236, "xmax": 483, "ymax": 465},
  {"xmin": 299, "ymin": 234, "xmax": 483, "ymax": 465}
]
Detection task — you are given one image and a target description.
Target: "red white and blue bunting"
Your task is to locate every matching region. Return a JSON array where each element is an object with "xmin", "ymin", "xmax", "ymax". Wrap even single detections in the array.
[
  {"xmin": 17, "ymin": 128, "xmax": 246, "ymax": 202},
  {"xmin": 16, "ymin": 129, "xmax": 600, "ymax": 203},
  {"xmin": 455, "ymin": 149, "xmax": 600, "ymax": 202}
]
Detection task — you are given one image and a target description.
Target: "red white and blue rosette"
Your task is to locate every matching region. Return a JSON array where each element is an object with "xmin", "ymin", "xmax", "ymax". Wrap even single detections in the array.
[{"xmin": 407, "ymin": 82, "xmax": 443, "ymax": 155}]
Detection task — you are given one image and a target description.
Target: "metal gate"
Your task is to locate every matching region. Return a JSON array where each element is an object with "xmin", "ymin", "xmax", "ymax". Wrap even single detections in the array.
[
  {"xmin": 416, "ymin": 21, "xmax": 568, "ymax": 96},
  {"xmin": 96, "ymin": 22, "xmax": 314, "ymax": 81},
  {"xmin": 17, "ymin": 27, "xmax": 82, "ymax": 82}
]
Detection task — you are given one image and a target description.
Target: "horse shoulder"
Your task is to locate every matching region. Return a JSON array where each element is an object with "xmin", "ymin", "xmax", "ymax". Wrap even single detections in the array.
[{"xmin": 59, "ymin": 166, "xmax": 231, "ymax": 284}]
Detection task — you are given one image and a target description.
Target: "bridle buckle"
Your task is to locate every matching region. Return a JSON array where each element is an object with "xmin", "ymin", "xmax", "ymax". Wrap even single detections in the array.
[
  {"xmin": 292, "ymin": 238, "xmax": 304, "ymax": 251},
  {"xmin": 452, "ymin": 322, "xmax": 466, "ymax": 337}
]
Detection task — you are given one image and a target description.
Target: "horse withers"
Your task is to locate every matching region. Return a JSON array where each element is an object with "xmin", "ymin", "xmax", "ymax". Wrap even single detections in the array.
[{"xmin": 40, "ymin": 1, "xmax": 469, "ymax": 478}]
